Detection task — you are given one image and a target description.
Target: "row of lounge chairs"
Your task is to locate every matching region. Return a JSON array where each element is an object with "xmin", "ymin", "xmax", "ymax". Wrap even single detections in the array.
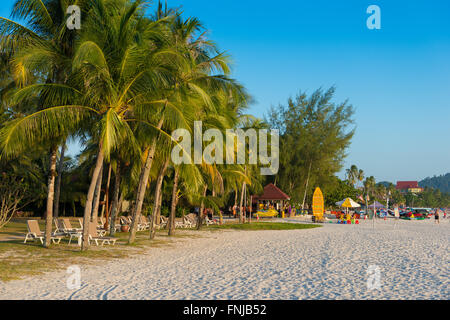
[
  {"xmin": 23, "ymin": 213, "xmax": 220, "ymax": 245},
  {"xmin": 178, "ymin": 214, "xmax": 219, "ymax": 228},
  {"xmin": 24, "ymin": 219, "xmax": 117, "ymax": 246},
  {"xmin": 118, "ymin": 216, "xmax": 152, "ymax": 231}
]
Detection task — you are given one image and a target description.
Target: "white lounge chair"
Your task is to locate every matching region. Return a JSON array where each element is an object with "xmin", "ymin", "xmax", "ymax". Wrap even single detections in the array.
[
  {"xmin": 88, "ymin": 223, "xmax": 117, "ymax": 246},
  {"xmin": 63, "ymin": 218, "xmax": 83, "ymax": 233},
  {"xmin": 138, "ymin": 215, "xmax": 150, "ymax": 231},
  {"xmin": 53, "ymin": 218, "xmax": 66, "ymax": 235},
  {"xmin": 24, "ymin": 220, "xmax": 63, "ymax": 244},
  {"xmin": 181, "ymin": 216, "xmax": 194, "ymax": 228},
  {"xmin": 157, "ymin": 216, "xmax": 168, "ymax": 230}
]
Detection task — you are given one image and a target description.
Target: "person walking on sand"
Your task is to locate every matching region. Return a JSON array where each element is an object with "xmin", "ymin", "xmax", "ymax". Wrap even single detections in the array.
[{"xmin": 434, "ymin": 209, "xmax": 440, "ymax": 224}]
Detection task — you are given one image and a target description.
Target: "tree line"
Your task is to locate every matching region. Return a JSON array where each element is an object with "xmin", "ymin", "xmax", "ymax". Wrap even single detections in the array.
[{"xmin": 0, "ymin": 0, "xmax": 267, "ymax": 250}]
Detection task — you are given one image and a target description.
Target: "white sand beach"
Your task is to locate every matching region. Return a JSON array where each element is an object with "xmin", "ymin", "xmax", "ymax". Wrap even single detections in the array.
[{"xmin": 0, "ymin": 219, "xmax": 448, "ymax": 300}]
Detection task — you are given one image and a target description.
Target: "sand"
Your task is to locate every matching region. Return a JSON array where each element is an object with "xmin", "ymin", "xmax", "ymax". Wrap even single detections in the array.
[{"xmin": 0, "ymin": 218, "xmax": 448, "ymax": 300}]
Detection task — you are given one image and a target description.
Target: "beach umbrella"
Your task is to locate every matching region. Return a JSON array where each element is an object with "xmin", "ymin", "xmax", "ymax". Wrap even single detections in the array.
[
  {"xmin": 336, "ymin": 198, "xmax": 361, "ymax": 215},
  {"xmin": 336, "ymin": 198, "xmax": 361, "ymax": 208},
  {"xmin": 368, "ymin": 201, "xmax": 385, "ymax": 209}
]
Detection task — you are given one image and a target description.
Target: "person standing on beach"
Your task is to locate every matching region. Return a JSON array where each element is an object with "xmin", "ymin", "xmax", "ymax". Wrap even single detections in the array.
[{"xmin": 434, "ymin": 209, "xmax": 440, "ymax": 224}]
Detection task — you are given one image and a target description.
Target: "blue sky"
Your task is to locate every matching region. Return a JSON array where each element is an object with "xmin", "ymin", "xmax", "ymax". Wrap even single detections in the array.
[{"xmin": 1, "ymin": 0, "xmax": 449, "ymax": 183}]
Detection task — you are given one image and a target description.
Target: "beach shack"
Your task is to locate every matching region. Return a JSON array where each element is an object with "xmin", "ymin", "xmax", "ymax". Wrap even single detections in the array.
[{"xmin": 253, "ymin": 183, "xmax": 291, "ymax": 217}]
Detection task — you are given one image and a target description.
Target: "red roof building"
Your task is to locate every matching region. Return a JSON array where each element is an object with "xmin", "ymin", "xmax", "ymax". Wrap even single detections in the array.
[
  {"xmin": 396, "ymin": 181, "xmax": 423, "ymax": 194},
  {"xmin": 253, "ymin": 183, "xmax": 290, "ymax": 201}
]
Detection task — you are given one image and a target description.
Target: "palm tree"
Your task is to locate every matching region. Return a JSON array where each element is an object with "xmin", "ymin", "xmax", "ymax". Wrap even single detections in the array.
[
  {"xmin": 1, "ymin": 0, "xmax": 176, "ymax": 250},
  {"xmin": 346, "ymin": 165, "xmax": 364, "ymax": 188},
  {"xmin": 363, "ymin": 176, "xmax": 376, "ymax": 215},
  {"xmin": 73, "ymin": 0, "xmax": 181, "ymax": 250},
  {"xmin": 0, "ymin": 0, "xmax": 84, "ymax": 247},
  {"xmin": 53, "ymin": 143, "xmax": 67, "ymax": 218},
  {"xmin": 127, "ymin": 8, "xmax": 246, "ymax": 243},
  {"xmin": 149, "ymin": 155, "xmax": 170, "ymax": 239}
]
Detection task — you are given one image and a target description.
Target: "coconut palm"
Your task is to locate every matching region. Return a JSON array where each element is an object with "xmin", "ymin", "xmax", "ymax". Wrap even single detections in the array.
[
  {"xmin": 0, "ymin": 0, "xmax": 177, "ymax": 250},
  {"xmin": 127, "ymin": 9, "xmax": 246, "ymax": 243},
  {"xmin": 346, "ymin": 165, "xmax": 364, "ymax": 188},
  {"xmin": 0, "ymin": 0, "xmax": 86, "ymax": 247}
]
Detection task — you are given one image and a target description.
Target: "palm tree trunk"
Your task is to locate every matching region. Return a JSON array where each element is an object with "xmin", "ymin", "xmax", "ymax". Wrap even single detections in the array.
[
  {"xmin": 239, "ymin": 182, "xmax": 246, "ymax": 224},
  {"xmin": 44, "ymin": 146, "xmax": 58, "ymax": 248},
  {"xmin": 82, "ymin": 146, "xmax": 105, "ymax": 251},
  {"xmin": 117, "ymin": 192, "xmax": 124, "ymax": 215},
  {"xmin": 150, "ymin": 158, "xmax": 169, "ymax": 239},
  {"xmin": 102, "ymin": 164, "xmax": 112, "ymax": 229},
  {"xmin": 168, "ymin": 168, "xmax": 180, "ymax": 236},
  {"xmin": 233, "ymin": 188, "xmax": 238, "ymax": 218},
  {"xmin": 212, "ymin": 189, "xmax": 216, "ymax": 218},
  {"xmin": 53, "ymin": 143, "xmax": 66, "ymax": 218},
  {"xmin": 109, "ymin": 162, "xmax": 121, "ymax": 236},
  {"xmin": 91, "ymin": 164, "xmax": 103, "ymax": 224},
  {"xmin": 128, "ymin": 119, "xmax": 164, "ymax": 244},
  {"xmin": 196, "ymin": 185, "xmax": 208, "ymax": 230},
  {"xmin": 156, "ymin": 189, "xmax": 163, "ymax": 226},
  {"xmin": 128, "ymin": 144, "xmax": 157, "ymax": 243}
]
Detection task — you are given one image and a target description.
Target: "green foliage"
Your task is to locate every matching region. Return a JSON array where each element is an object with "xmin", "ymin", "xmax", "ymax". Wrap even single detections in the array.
[
  {"xmin": 323, "ymin": 176, "xmax": 359, "ymax": 207},
  {"xmin": 267, "ymin": 87, "xmax": 355, "ymax": 203},
  {"xmin": 420, "ymin": 173, "xmax": 450, "ymax": 194},
  {"xmin": 405, "ymin": 188, "xmax": 450, "ymax": 208}
]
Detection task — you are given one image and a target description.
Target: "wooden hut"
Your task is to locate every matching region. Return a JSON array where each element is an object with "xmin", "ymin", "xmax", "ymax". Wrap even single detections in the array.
[{"xmin": 253, "ymin": 183, "xmax": 291, "ymax": 214}]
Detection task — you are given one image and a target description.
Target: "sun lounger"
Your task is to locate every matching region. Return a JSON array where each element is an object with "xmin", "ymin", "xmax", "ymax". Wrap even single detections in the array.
[
  {"xmin": 142, "ymin": 215, "xmax": 151, "ymax": 230},
  {"xmin": 24, "ymin": 220, "xmax": 63, "ymax": 244},
  {"xmin": 63, "ymin": 218, "xmax": 83, "ymax": 233},
  {"xmin": 109, "ymin": 218, "xmax": 121, "ymax": 232},
  {"xmin": 88, "ymin": 223, "xmax": 117, "ymax": 246},
  {"xmin": 174, "ymin": 218, "xmax": 186, "ymax": 228},
  {"xmin": 54, "ymin": 218, "xmax": 67, "ymax": 235},
  {"xmin": 119, "ymin": 216, "xmax": 130, "ymax": 226},
  {"xmin": 157, "ymin": 216, "xmax": 168, "ymax": 229},
  {"xmin": 138, "ymin": 215, "xmax": 150, "ymax": 231},
  {"xmin": 181, "ymin": 216, "xmax": 195, "ymax": 228},
  {"xmin": 56, "ymin": 218, "xmax": 83, "ymax": 245}
]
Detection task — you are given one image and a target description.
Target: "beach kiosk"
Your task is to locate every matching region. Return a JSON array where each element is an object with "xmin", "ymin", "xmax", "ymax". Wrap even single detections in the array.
[{"xmin": 253, "ymin": 183, "xmax": 291, "ymax": 218}]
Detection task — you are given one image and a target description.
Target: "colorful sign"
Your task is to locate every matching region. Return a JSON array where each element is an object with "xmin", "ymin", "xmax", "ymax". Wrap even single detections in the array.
[{"xmin": 312, "ymin": 187, "xmax": 324, "ymax": 216}]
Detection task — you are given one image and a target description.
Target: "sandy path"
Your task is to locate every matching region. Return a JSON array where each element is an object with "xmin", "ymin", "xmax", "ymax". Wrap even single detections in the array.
[{"xmin": 0, "ymin": 219, "xmax": 448, "ymax": 300}]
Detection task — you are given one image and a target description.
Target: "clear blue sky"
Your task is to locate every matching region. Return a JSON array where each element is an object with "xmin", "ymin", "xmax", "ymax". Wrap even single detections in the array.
[{"xmin": 1, "ymin": 0, "xmax": 449, "ymax": 183}]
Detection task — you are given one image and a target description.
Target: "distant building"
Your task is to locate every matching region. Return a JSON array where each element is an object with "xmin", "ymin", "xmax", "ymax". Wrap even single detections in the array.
[{"xmin": 396, "ymin": 181, "xmax": 423, "ymax": 194}]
